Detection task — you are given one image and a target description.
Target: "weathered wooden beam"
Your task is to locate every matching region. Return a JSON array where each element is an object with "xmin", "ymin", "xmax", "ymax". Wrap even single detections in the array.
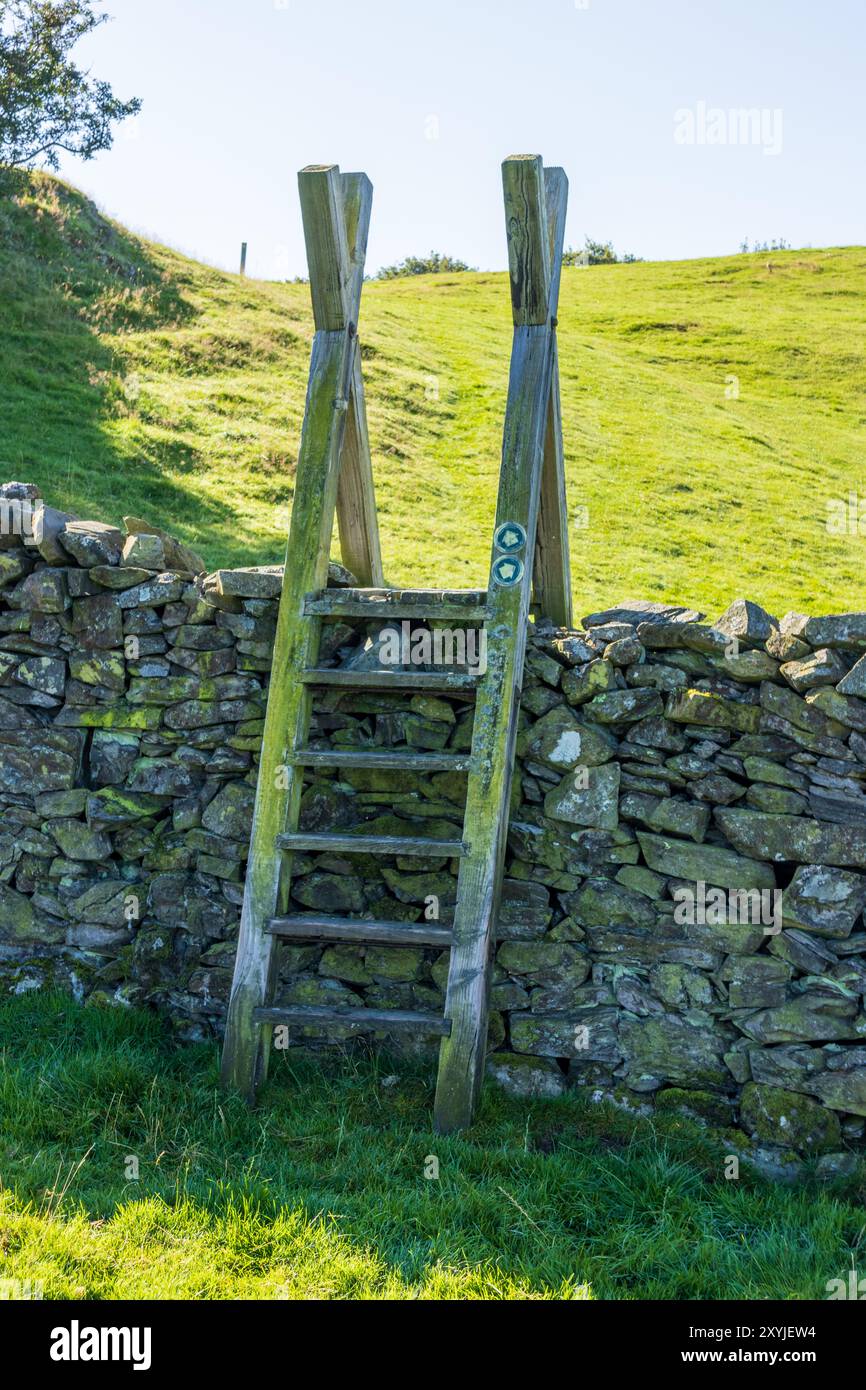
[
  {"xmin": 337, "ymin": 342, "xmax": 384, "ymax": 586},
  {"xmin": 292, "ymin": 748, "xmax": 473, "ymax": 772},
  {"xmin": 340, "ymin": 172, "xmax": 372, "ymax": 328},
  {"xmin": 253, "ymin": 1005, "xmax": 451, "ymax": 1035},
  {"xmin": 220, "ymin": 330, "xmax": 353, "ymax": 1101},
  {"xmin": 543, "ymin": 166, "xmax": 569, "ymax": 321},
  {"xmin": 334, "ymin": 172, "xmax": 383, "ymax": 586},
  {"xmin": 298, "ymin": 164, "xmax": 351, "ymax": 331},
  {"xmin": 303, "ymin": 587, "xmax": 488, "ymax": 619},
  {"xmin": 502, "ymin": 155, "xmax": 551, "ymax": 326},
  {"xmin": 532, "ymin": 167, "xmax": 571, "ymax": 626},
  {"xmin": 533, "ymin": 339, "xmax": 573, "ymax": 626},
  {"xmin": 299, "ymin": 668, "xmax": 479, "ymax": 691},
  {"xmin": 221, "ymin": 163, "xmax": 374, "ymax": 1102},
  {"xmin": 434, "ymin": 155, "xmax": 568, "ymax": 1134},
  {"xmin": 434, "ymin": 326, "xmax": 555, "ymax": 1134},
  {"xmin": 276, "ymin": 831, "xmax": 467, "ymax": 857},
  {"xmin": 267, "ymin": 915, "xmax": 453, "ymax": 948}
]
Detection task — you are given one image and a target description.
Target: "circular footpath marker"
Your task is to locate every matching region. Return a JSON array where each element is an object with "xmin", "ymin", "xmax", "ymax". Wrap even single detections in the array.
[
  {"xmin": 493, "ymin": 521, "xmax": 527, "ymax": 554},
  {"xmin": 491, "ymin": 554, "xmax": 525, "ymax": 587}
]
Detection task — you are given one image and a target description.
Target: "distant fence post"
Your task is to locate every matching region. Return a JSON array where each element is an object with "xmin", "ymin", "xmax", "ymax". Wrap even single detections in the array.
[{"xmin": 239, "ymin": 242, "xmax": 248, "ymax": 276}]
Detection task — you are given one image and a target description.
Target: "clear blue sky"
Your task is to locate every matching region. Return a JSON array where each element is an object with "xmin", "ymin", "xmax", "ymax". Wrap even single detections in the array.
[{"xmin": 58, "ymin": 0, "xmax": 864, "ymax": 278}]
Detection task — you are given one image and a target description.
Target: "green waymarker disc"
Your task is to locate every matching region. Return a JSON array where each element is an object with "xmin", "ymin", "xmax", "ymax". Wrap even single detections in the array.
[
  {"xmin": 491, "ymin": 554, "xmax": 525, "ymax": 587},
  {"xmin": 494, "ymin": 521, "xmax": 526, "ymax": 554}
]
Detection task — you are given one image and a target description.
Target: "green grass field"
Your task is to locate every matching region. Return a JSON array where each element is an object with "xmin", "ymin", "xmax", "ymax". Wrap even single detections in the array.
[
  {"xmin": 0, "ymin": 994, "xmax": 863, "ymax": 1300},
  {"xmin": 2, "ymin": 171, "xmax": 864, "ymax": 616}
]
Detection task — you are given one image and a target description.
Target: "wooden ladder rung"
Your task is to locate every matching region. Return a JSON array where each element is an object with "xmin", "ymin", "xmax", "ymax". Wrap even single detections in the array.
[
  {"xmin": 293, "ymin": 748, "xmax": 473, "ymax": 772},
  {"xmin": 300, "ymin": 669, "xmax": 479, "ymax": 691},
  {"xmin": 266, "ymin": 914, "xmax": 453, "ymax": 947},
  {"xmin": 304, "ymin": 587, "xmax": 489, "ymax": 620},
  {"xmin": 253, "ymin": 1005, "xmax": 452, "ymax": 1035},
  {"xmin": 276, "ymin": 831, "xmax": 467, "ymax": 856}
]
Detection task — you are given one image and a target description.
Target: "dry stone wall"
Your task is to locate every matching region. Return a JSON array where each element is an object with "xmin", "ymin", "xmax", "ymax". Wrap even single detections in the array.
[{"xmin": 3, "ymin": 481, "xmax": 866, "ymax": 1175}]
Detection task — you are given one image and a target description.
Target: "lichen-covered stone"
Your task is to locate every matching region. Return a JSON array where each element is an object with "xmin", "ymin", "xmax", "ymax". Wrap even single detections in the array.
[
  {"xmin": 544, "ymin": 762, "xmax": 620, "ymax": 830},
  {"xmin": 620, "ymin": 791, "xmax": 709, "ymax": 842},
  {"xmin": 564, "ymin": 876, "xmax": 656, "ymax": 929},
  {"xmin": 292, "ymin": 871, "xmax": 366, "ymax": 913},
  {"xmin": 0, "ymin": 883, "xmax": 36, "ymax": 938},
  {"xmin": 60, "ymin": 520, "xmax": 123, "ymax": 567},
  {"xmin": 637, "ymin": 831, "xmax": 775, "ymax": 889},
  {"xmin": 781, "ymin": 865, "xmax": 866, "ymax": 939},
  {"xmin": 497, "ymin": 940, "xmax": 589, "ymax": 988},
  {"xmin": 735, "ymin": 999, "xmax": 866, "ymax": 1045},
  {"xmin": 716, "ymin": 809, "xmax": 866, "ymax": 868},
  {"xmin": 781, "ymin": 648, "xmax": 848, "ymax": 693},
  {"xmin": 666, "ymin": 689, "xmax": 760, "ymax": 733},
  {"xmin": 46, "ymin": 818, "xmax": 113, "ymax": 861},
  {"xmin": 510, "ymin": 1007, "xmax": 621, "ymax": 1062},
  {"xmin": 86, "ymin": 787, "xmax": 168, "ymax": 829},
  {"xmin": 487, "ymin": 1053, "xmax": 567, "ymax": 1097},
  {"xmin": 810, "ymin": 1067, "xmax": 866, "ymax": 1116},
  {"xmin": 803, "ymin": 613, "xmax": 866, "ymax": 649},
  {"xmin": 585, "ymin": 689, "xmax": 662, "ymax": 725},
  {"xmin": 709, "ymin": 649, "xmax": 780, "ymax": 683},
  {"xmin": 739, "ymin": 1083, "xmax": 840, "ymax": 1150},
  {"xmin": 838, "ymin": 653, "xmax": 866, "ymax": 697},
  {"xmin": 561, "ymin": 659, "xmax": 617, "ymax": 706},
  {"xmin": 8, "ymin": 568, "xmax": 69, "ymax": 613},
  {"xmin": 714, "ymin": 599, "xmax": 777, "ymax": 646},
  {"xmin": 496, "ymin": 879, "xmax": 552, "ymax": 939},
  {"xmin": 619, "ymin": 1014, "xmax": 731, "ymax": 1092},
  {"xmin": 519, "ymin": 705, "xmax": 616, "ymax": 770}
]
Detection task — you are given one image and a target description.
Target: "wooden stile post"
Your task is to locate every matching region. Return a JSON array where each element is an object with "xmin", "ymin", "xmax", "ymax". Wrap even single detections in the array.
[
  {"xmin": 220, "ymin": 165, "xmax": 380, "ymax": 1099},
  {"xmin": 433, "ymin": 155, "xmax": 569, "ymax": 1132}
]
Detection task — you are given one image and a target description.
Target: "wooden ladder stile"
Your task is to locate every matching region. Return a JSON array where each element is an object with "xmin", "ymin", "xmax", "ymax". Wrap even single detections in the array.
[{"xmin": 220, "ymin": 156, "xmax": 570, "ymax": 1129}]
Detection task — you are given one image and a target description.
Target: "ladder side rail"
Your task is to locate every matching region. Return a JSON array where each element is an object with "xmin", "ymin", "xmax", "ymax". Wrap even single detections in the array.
[
  {"xmin": 434, "ymin": 155, "xmax": 568, "ymax": 1132},
  {"xmin": 220, "ymin": 165, "xmax": 370, "ymax": 1100}
]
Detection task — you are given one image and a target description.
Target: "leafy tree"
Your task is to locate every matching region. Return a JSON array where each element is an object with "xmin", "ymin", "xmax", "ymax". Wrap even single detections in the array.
[
  {"xmin": 0, "ymin": 1, "xmax": 140, "ymax": 170},
  {"xmin": 376, "ymin": 251, "xmax": 475, "ymax": 280}
]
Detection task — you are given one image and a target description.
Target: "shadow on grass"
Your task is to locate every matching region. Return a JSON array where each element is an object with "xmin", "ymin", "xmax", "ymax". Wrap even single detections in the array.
[
  {"xmin": 0, "ymin": 992, "xmax": 863, "ymax": 1300},
  {"xmin": 0, "ymin": 169, "xmax": 241, "ymax": 548}
]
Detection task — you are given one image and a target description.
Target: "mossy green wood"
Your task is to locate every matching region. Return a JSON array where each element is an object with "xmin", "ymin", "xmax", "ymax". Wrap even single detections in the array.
[
  {"xmin": 534, "ymin": 339, "xmax": 573, "ymax": 627},
  {"xmin": 220, "ymin": 164, "xmax": 375, "ymax": 1100},
  {"xmin": 434, "ymin": 156, "xmax": 569, "ymax": 1132},
  {"xmin": 334, "ymin": 173, "xmax": 383, "ymax": 588},
  {"xmin": 533, "ymin": 165, "xmax": 570, "ymax": 626}
]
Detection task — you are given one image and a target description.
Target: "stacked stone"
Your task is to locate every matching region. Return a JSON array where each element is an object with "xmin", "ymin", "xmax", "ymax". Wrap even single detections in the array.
[
  {"xmin": 0, "ymin": 482, "xmax": 268, "ymax": 1030},
  {"xmin": 2, "ymin": 483, "xmax": 866, "ymax": 1174},
  {"xmin": 505, "ymin": 597, "xmax": 866, "ymax": 1174}
]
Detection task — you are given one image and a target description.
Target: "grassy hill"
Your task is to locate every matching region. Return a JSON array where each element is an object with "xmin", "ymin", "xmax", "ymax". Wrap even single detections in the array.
[{"xmin": 1, "ymin": 171, "xmax": 864, "ymax": 616}]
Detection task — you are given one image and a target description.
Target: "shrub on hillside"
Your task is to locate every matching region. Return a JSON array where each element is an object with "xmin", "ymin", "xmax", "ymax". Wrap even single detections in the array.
[
  {"xmin": 563, "ymin": 238, "xmax": 642, "ymax": 267},
  {"xmin": 739, "ymin": 237, "xmax": 792, "ymax": 253},
  {"xmin": 375, "ymin": 251, "xmax": 475, "ymax": 279}
]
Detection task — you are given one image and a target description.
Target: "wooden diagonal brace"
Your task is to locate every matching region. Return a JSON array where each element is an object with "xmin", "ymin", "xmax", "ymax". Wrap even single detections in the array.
[
  {"xmin": 220, "ymin": 164, "xmax": 379, "ymax": 1100},
  {"xmin": 298, "ymin": 166, "xmax": 383, "ymax": 586},
  {"xmin": 533, "ymin": 166, "xmax": 572, "ymax": 628}
]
